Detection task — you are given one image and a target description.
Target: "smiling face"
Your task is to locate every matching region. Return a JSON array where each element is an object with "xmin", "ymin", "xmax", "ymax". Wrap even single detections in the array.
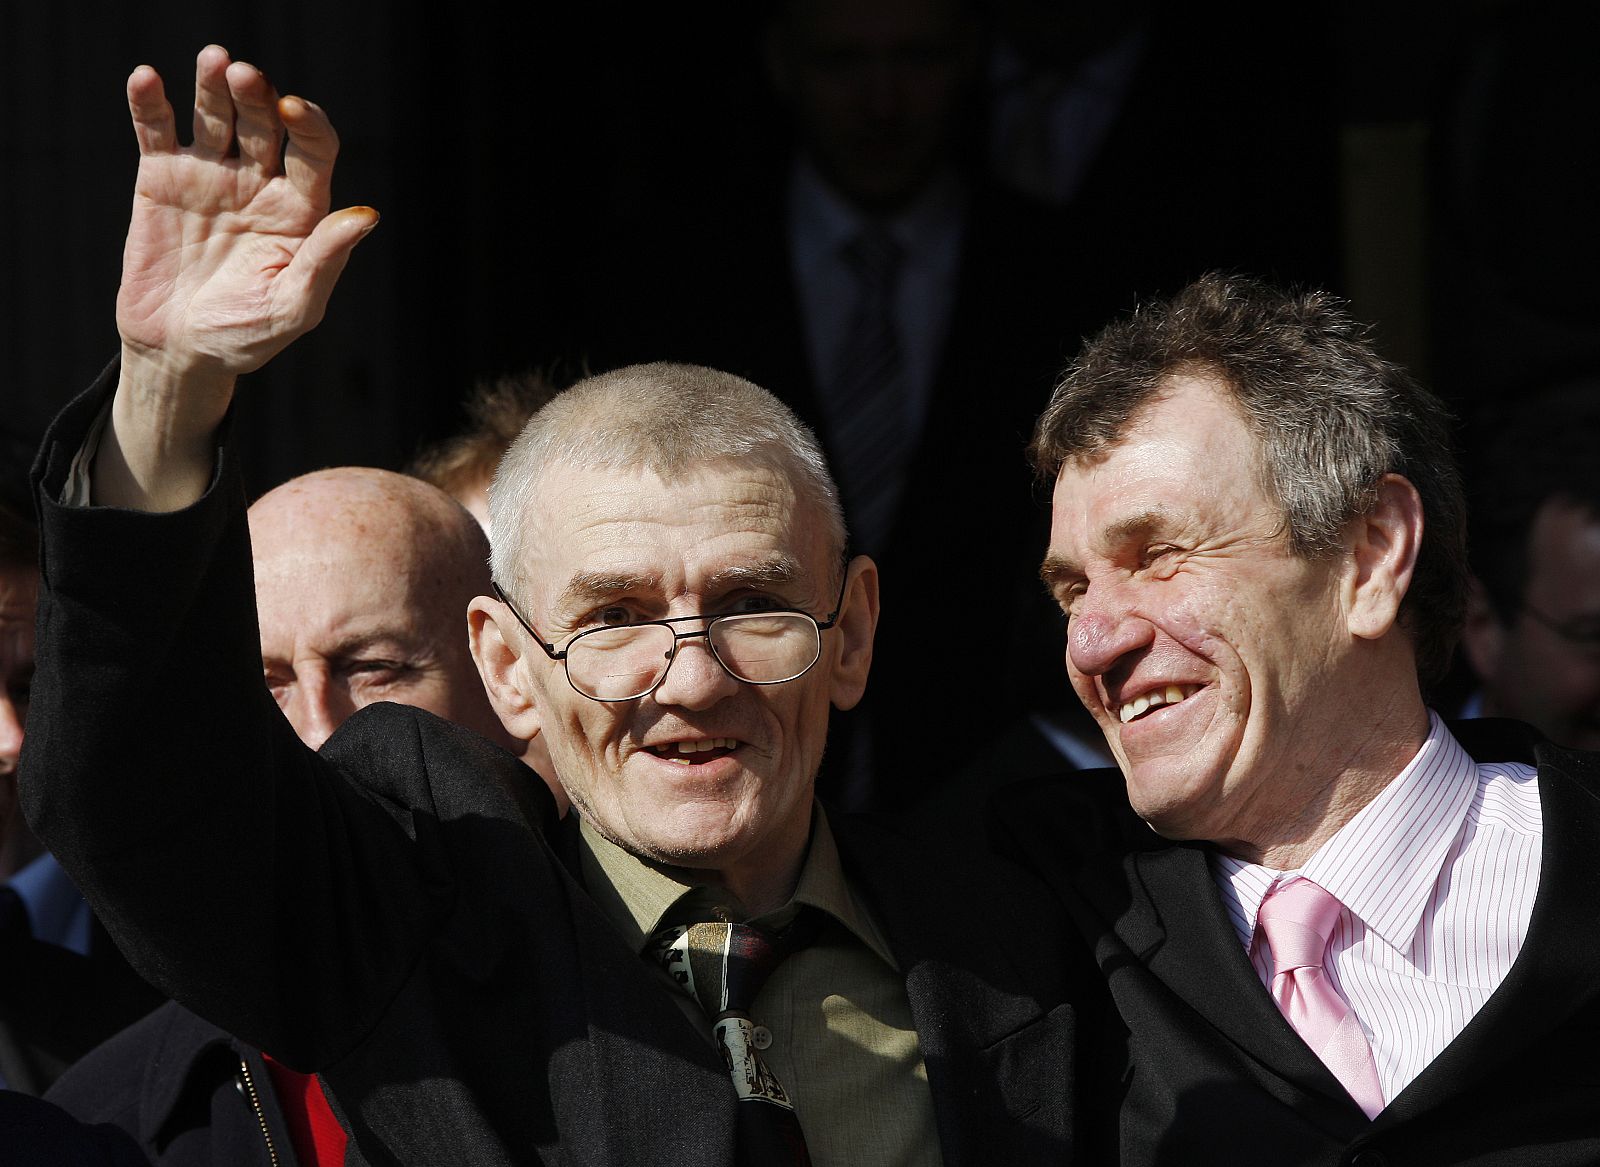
[
  {"xmin": 485, "ymin": 455, "xmax": 873, "ymax": 903},
  {"xmin": 1043, "ymin": 376, "xmax": 1372, "ymax": 852}
]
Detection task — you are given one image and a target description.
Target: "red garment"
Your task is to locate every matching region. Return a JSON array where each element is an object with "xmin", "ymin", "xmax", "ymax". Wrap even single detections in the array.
[{"xmin": 262, "ymin": 1054, "xmax": 348, "ymax": 1166}]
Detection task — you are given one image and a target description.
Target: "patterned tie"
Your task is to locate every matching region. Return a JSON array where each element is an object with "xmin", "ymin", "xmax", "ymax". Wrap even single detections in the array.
[
  {"xmin": 829, "ymin": 225, "xmax": 908, "ymax": 556},
  {"xmin": 1257, "ymin": 877, "xmax": 1385, "ymax": 1119},
  {"xmin": 650, "ymin": 910, "xmax": 822, "ymax": 1165}
]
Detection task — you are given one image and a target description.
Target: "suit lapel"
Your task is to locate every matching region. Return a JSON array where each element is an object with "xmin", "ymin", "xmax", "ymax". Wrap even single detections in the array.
[
  {"xmin": 1127, "ymin": 843, "xmax": 1349, "ymax": 1101},
  {"xmin": 1382, "ymin": 746, "xmax": 1600, "ymax": 1123},
  {"xmin": 832, "ymin": 815, "xmax": 1071, "ymax": 1167},
  {"xmin": 543, "ymin": 813, "xmax": 737, "ymax": 1166}
]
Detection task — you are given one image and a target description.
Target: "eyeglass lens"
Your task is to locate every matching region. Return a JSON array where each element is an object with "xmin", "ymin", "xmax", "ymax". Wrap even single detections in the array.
[{"xmin": 566, "ymin": 613, "xmax": 822, "ymax": 700}]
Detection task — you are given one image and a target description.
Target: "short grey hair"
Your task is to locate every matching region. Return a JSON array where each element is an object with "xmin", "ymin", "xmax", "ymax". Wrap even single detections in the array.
[
  {"xmin": 1031, "ymin": 273, "xmax": 1467, "ymax": 686},
  {"xmin": 488, "ymin": 362, "xmax": 846, "ymax": 593}
]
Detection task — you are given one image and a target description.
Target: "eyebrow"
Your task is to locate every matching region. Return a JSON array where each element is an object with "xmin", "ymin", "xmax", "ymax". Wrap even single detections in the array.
[
  {"xmin": 703, "ymin": 558, "xmax": 803, "ymax": 593},
  {"xmin": 1039, "ymin": 508, "xmax": 1173, "ymax": 586},
  {"xmin": 554, "ymin": 570, "xmax": 662, "ymax": 613},
  {"xmin": 552, "ymin": 556, "xmax": 806, "ymax": 613}
]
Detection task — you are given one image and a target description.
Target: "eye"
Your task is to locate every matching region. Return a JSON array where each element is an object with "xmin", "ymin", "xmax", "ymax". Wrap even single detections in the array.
[
  {"xmin": 591, "ymin": 604, "xmax": 639, "ymax": 627},
  {"xmin": 1051, "ymin": 582, "xmax": 1085, "ymax": 620},
  {"xmin": 1141, "ymin": 545, "xmax": 1183, "ymax": 578},
  {"xmin": 724, "ymin": 593, "xmax": 783, "ymax": 615},
  {"xmin": 344, "ymin": 660, "xmax": 414, "ymax": 687}
]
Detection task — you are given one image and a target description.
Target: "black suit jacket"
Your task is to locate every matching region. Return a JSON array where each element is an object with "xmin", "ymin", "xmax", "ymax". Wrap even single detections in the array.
[
  {"xmin": 21, "ymin": 370, "xmax": 1100, "ymax": 1165},
  {"xmin": 992, "ymin": 718, "xmax": 1600, "ymax": 1165}
]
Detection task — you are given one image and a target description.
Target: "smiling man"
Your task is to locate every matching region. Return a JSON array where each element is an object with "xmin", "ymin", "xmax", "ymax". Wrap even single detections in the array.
[
  {"xmin": 995, "ymin": 274, "xmax": 1600, "ymax": 1165},
  {"xmin": 21, "ymin": 46, "xmax": 1089, "ymax": 1165}
]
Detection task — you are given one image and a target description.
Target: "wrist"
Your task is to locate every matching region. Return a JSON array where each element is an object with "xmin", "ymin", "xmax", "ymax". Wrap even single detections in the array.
[{"xmin": 97, "ymin": 344, "xmax": 236, "ymax": 512}]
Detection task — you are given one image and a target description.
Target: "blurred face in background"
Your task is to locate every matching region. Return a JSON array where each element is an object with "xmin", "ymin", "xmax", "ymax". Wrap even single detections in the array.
[
  {"xmin": 769, "ymin": 0, "xmax": 979, "ymax": 213},
  {"xmin": 1465, "ymin": 497, "xmax": 1600, "ymax": 750}
]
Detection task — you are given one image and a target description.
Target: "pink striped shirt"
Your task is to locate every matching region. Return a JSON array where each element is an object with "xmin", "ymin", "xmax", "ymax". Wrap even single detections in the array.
[{"xmin": 1213, "ymin": 712, "xmax": 1542, "ymax": 1105}]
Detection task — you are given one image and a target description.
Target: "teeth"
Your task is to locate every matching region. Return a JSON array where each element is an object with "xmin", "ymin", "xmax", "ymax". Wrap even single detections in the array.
[
  {"xmin": 660, "ymin": 738, "xmax": 738, "ymax": 761},
  {"xmin": 674, "ymin": 737, "xmax": 735, "ymax": 754},
  {"xmin": 1118, "ymin": 685, "xmax": 1198, "ymax": 724}
]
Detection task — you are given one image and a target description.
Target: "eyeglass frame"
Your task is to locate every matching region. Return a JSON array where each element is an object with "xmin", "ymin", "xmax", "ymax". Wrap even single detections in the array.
[{"xmin": 489, "ymin": 570, "xmax": 851, "ymax": 702}]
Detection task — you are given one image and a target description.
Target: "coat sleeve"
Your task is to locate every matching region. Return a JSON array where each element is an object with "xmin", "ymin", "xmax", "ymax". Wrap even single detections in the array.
[{"xmin": 19, "ymin": 361, "xmax": 476, "ymax": 1067}]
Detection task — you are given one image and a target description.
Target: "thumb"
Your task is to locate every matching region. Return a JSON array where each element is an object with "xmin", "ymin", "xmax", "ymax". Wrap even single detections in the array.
[{"xmin": 277, "ymin": 205, "xmax": 379, "ymax": 334}]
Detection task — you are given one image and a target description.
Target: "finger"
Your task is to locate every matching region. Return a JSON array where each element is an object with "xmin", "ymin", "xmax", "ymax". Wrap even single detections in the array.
[
  {"xmin": 276, "ymin": 206, "xmax": 380, "ymax": 333},
  {"xmin": 127, "ymin": 64, "xmax": 178, "ymax": 155},
  {"xmin": 279, "ymin": 96, "xmax": 339, "ymax": 209},
  {"xmin": 191, "ymin": 44, "xmax": 235, "ymax": 157},
  {"xmin": 225, "ymin": 58, "xmax": 284, "ymax": 175}
]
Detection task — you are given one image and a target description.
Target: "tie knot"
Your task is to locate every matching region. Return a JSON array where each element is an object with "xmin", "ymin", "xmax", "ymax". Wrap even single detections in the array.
[
  {"xmin": 650, "ymin": 909, "xmax": 821, "ymax": 1017},
  {"xmin": 1257, "ymin": 877, "xmax": 1343, "ymax": 972},
  {"xmin": 842, "ymin": 226, "xmax": 902, "ymax": 287}
]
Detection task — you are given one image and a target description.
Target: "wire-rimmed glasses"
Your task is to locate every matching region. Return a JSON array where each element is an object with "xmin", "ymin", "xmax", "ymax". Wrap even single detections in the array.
[{"xmin": 491, "ymin": 575, "xmax": 848, "ymax": 702}]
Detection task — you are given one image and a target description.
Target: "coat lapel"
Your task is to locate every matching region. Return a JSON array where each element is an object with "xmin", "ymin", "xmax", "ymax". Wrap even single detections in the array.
[
  {"xmin": 1126, "ymin": 842, "xmax": 1353, "ymax": 1107},
  {"xmin": 832, "ymin": 814, "xmax": 1076, "ymax": 1166},
  {"xmin": 1381, "ymin": 744, "xmax": 1600, "ymax": 1124}
]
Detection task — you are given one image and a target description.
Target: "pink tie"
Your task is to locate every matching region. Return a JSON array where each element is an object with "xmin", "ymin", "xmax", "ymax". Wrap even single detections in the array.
[{"xmin": 1257, "ymin": 877, "xmax": 1385, "ymax": 1119}]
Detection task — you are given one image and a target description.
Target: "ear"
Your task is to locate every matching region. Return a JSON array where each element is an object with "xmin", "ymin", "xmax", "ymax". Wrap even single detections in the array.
[
  {"xmin": 1459, "ymin": 575, "xmax": 1506, "ymax": 683},
  {"xmin": 828, "ymin": 555, "xmax": 880, "ymax": 711},
  {"xmin": 468, "ymin": 595, "xmax": 544, "ymax": 739},
  {"xmin": 1344, "ymin": 473, "xmax": 1424, "ymax": 641}
]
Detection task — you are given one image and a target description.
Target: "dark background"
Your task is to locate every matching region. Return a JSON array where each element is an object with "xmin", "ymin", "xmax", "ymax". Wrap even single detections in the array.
[{"xmin": 4, "ymin": 0, "xmax": 1597, "ymax": 495}]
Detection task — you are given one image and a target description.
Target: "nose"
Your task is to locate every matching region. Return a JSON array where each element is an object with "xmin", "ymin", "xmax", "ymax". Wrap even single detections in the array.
[
  {"xmin": 0, "ymin": 694, "xmax": 22, "ymax": 776},
  {"xmin": 650, "ymin": 631, "xmax": 740, "ymax": 712},
  {"xmin": 1066, "ymin": 580, "xmax": 1155, "ymax": 680},
  {"xmin": 284, "ymin": 671, "xmax": 356, "ymax": 750}
]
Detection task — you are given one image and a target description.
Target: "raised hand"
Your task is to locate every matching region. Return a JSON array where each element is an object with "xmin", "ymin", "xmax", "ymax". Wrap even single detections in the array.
[{"xmin": 100, "ymin": 45, "xmax": 377, "ymax": 511}]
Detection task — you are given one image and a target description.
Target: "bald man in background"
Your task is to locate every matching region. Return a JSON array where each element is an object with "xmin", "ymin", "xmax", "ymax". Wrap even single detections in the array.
[
  {"xmin": 49, "ymin": 467, "xmax": 558, "ymax": 1167},
  {"xmin": 248, "ymin": 467, "xmax": 555, "ymax": 789}
]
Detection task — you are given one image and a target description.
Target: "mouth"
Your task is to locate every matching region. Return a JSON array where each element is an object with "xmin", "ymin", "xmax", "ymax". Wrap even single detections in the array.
[
  {"xmin": 1116, "ymin": 684, "xmax": 1204, "ymax": 725},
  {"xmin": 645, "ymin": 737, "xmax": 742, "ymax": 765}
]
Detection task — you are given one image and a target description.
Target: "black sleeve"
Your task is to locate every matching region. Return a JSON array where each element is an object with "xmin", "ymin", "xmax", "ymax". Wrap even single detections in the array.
[{"xmin": 19, "ymin": 362, "xmax": 464, "ymax": 1066}]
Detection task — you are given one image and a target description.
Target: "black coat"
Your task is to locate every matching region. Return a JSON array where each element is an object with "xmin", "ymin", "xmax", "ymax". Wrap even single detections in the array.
[
  {"xmin": 0, "ymin": 1089, "xmax": 151, "ymax": 1166},
  {"xmin": 992, "ymin": 718, "xmax": 1600, "ymax": 1166},
  {"xmin": 48, "ymin": 1002, "xmax": 297, "ymax": 1167},
  {"xmin": 23, "ymin": 368, "xmax": 1105, "ymax": 1165}
]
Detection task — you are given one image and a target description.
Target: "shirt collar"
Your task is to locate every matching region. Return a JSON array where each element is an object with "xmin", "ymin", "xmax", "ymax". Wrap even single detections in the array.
[
  {"xmin": 788, "ymin": 156, "xmax": 965, "ymax": 264},
  {"xmin": 576, "ymin": 804, "xmax": 896, "ymax": 970},
  {"xmin": 1216, "ymin": 711, "xmax": 1479, "ymax": 952}
]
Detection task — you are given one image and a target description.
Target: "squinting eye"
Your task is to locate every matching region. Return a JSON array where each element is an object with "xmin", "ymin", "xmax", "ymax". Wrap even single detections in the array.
[
  {"xmin": 346, "ymin": 661, "xmax": 411, "ymax": 686},
  {"xmin": 729, "ymin": 594, "xmax": 781, "ymax": 614},
  {"xmin": 595, "ymin": 606, "xmax": 636, "ymax": 626}
]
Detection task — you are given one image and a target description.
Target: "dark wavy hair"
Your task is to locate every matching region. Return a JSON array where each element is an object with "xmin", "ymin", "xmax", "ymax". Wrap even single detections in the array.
[{"xmin": 1030, "ymin": 272, "xmax": 1466, "ymax": 685}]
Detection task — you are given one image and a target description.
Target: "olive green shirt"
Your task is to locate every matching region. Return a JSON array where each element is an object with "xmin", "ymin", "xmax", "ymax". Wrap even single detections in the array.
[{"xmin": 577, "ymin": 807, "xmax": 943, "ymax": 1167}]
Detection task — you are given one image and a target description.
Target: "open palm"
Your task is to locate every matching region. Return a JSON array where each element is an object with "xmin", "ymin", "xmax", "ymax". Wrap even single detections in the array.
[{"xmin": 115, "ymin": 45, "xmax": 374, "ymax": 379}]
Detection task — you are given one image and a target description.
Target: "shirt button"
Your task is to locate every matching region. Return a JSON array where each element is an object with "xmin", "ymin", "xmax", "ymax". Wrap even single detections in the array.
[{"xmin": 751, "ymin": 1026, "xmax": 773, "ymax": 1050}]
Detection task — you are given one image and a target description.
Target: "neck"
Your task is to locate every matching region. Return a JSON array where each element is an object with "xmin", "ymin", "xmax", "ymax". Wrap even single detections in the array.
[{"xmin": 1222, "ymin": 690, "xmax": 1432, "ymax": 871}]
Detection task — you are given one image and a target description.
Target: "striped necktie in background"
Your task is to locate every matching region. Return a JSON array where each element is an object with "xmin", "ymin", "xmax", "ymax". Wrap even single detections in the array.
[{"xmin": 828, "ymin": 225, "xmax": 909, "ymax": 556}]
